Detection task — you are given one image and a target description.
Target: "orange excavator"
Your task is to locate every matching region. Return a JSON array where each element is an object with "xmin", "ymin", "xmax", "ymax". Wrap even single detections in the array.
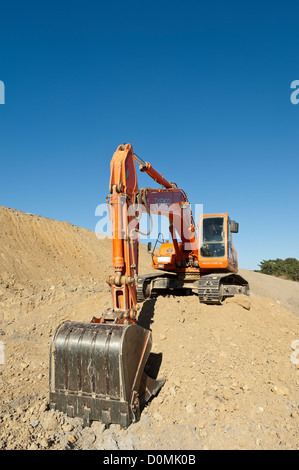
[{"xmin": 49, "ymin": 143, "xmax": 249, "ymax": 429}]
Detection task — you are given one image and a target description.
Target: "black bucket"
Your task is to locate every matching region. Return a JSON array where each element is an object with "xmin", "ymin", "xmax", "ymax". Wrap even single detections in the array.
[{"xmin": 49, "ymin": 321, "xmax": 163, "ymax": 428}]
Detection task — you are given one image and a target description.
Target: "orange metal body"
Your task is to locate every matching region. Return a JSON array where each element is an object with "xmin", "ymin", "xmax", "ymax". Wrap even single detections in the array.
[
  {"xmin": 139, "ymin": 161, "xmax": 174, "ymax": 189},
  {"xmin": 152, "ymin": 213, "xmax": 238, "ymax": 275},
  {"xmin": 106, "ymin": 144, "xmax": 140, "ymax": 323},
  {"xmin": 197, "ymin": 213, "xmax": 238, "ymax": 274},
  {"xmin": 105, "ymin": 144, "xmax": 239, "ymax": 324}
]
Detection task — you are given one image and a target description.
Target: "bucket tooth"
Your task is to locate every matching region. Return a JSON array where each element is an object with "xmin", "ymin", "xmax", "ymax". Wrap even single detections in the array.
[{"xmin": 49, "ymin": 320, "xmax": 163, "ymax": 428}]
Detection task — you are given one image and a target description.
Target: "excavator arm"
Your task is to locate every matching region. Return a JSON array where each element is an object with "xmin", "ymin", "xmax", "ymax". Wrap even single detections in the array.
[
  {"xmin": 95, "ymin": 143, "xmax": 198, "ymax": 324},
  {"xmin": 50, "ymin": 143, "xmax": 188, "ymax": 428}
]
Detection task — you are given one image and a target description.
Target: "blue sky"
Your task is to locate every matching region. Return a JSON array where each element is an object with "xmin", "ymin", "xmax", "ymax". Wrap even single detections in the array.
[{"xmin": 0, "ymin": 0, "xmax": 299, "ymax": 270}]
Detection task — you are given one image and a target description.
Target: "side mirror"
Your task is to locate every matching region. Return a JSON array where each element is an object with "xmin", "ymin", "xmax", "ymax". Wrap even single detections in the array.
[
  {"xmin": 230, "ymin": 221, "xmax": 239, "ymax": 233},
  {"xmin": 147, "ymin": 242, "xmax": 152, "ymax": 253}
]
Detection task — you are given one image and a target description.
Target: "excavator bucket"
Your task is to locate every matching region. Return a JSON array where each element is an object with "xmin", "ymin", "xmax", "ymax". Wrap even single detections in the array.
[{"xmin": 49, "ymin": 321, "xmax": 164, "ymax": 428}]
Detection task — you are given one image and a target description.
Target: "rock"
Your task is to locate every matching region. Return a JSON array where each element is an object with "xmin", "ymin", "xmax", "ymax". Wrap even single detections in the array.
[
  {"xmin": 240, "ymin": 383, "xmax": 250, "ymax": 391},
  {"xmin": 40, "ymin": 438, "xmax": 50, "ymax": 448},
  {"xmin": 41, "ymin": 413, "xmax": 59, "ymax": 432},
  {"xmin": 186, "ymin": 404, "xmax": 195, "ymax": 414},
  {"xmin": 225, "ymin": 294, "xmax": 251, "ymax": 310},
  {"xmin": 29, "ymin": 419, "xmax": 39, "ymax": 428},
  {"xmin": 39, "ymin": 403, "xmax": 48, "ymax": 413},
  {"xmin": 115, "ymin": 434, "xmax": 136, "ymax": 450},
  {"xmin": 20, "ymin": 362, "xmax": 29, "ymax": 370},
  {"xmin": 271, "ymin": 385, "xmax": 289, "ymax": 396},
  {"xmin": 28, "ymin": 442, "xmax": 38, "ymax": 450},
  {"xmin": 222, "ymin": 389, "xmax": 233, "ymax": 401},
  {"xmin": 153, "ymin": 412, "xmax": 163, "ymax": 421},
  {"xmin": 92, "ymin": 422, "xmax": 106, "ymax": 434},
  {"xmin": 80, "ymin": 427, "xmax": 96, "ymax": 447},
  {"xmin": 62, "ymin": 423, "xmax": 74, "ymax": 432}
]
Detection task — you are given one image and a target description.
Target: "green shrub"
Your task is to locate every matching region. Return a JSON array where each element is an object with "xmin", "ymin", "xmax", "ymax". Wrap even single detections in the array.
[{"xmin": 257, "ymin": 258, "xmax": 299, "ymax": 282}]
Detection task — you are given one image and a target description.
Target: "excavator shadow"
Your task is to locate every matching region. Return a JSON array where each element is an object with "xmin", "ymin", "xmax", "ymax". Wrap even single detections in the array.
[
  {"xmin": 137, "ymin": 298, "xmax": 164, "ymax": 406},
  {"xmin": 137, "ymin": 297, "xmax": 157, "ymax": 330}
]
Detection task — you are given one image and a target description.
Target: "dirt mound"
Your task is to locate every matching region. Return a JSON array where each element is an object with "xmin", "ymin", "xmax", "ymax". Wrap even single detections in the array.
[
  {"xmin": 0, "ymin": 206, "xmax": 111, "ymax": 284},
  {"xmin": 1, "ymin": 206, "xmax": 299, "ymax": 450}
]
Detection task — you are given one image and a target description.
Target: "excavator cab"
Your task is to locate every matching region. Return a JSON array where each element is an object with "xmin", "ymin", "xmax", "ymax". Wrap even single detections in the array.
[
  {"xmin": 198, "ymin": 214, "xmax": 239, "ymax": 272},
  {"xmin": 200, "ymin": 216, "xmax": 225, "ymax": 258}
]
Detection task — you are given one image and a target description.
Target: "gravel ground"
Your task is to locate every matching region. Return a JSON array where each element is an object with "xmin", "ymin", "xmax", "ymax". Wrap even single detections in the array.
[{"xmin": 1, "ymin": 206, "xmax": 299, "ymax": 450}]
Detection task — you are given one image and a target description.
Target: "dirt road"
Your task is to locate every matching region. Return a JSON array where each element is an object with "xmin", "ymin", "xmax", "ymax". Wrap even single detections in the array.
[
  {"xmin": 239, "ymin": 268, "xmax": 299, "ymax": 316},
  {"xmin": 1, "ymin": 206, "xmax": 299, "ymax": 450}
]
